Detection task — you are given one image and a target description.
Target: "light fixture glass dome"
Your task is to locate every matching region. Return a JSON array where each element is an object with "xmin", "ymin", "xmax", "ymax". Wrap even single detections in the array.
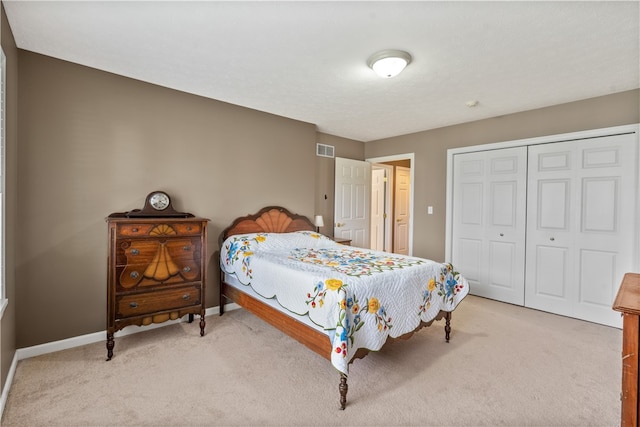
[{"xmin": 367, "ymin": 49, "xmax": 412, "ymax": 78}]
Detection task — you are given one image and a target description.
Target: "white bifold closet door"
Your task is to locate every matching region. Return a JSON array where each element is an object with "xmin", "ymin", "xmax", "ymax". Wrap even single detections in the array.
[
  {"xmin": 451, "ymin": 147, "xmax": 527, "ymax": 305},
  {"xmin": 525, "ymin": 134, "xmax": 637, "ymax": 327}
]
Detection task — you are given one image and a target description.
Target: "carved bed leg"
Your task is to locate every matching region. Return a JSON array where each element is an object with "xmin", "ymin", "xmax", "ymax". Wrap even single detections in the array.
[
  {"xmin": 339, "ymin": 373, "xmax": 348, "ymax": 410},
  {"xmin": 106, "ymin": 332, "xmax": 114, "ymax": 361},
  {"xmin": 199, "ymin": 314, "xmax": 206, "ymax": 336},
  {"xmin": 444, "ymin": 312, "xmax": 451, "ymax": 342}
]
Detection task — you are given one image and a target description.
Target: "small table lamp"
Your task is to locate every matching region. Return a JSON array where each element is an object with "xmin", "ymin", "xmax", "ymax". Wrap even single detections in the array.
[{"xmin": 314, "ymin": 215, "xmax": 324, "ymax": 233}]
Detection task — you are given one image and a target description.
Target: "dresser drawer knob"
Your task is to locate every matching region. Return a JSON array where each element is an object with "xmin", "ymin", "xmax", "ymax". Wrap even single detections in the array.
[
  {"xmin": 130, "ymin": 271, "xmax": 139, "ymax": 279},
  {"xmin": 131, "ymin": 249, "xmax": 139, "ymax": 255},
  {"xmin": 182, "ymin": 294, "xmax": 191, "ymax": 300},
  {"xmin": 129, "ymin": 302, "xmax": 138, "ymax": 308},
  {"xmin": 183, "ymin": 246, "xmax": 191, "ymax": 251},
  {"xmin": 186, "ymin": 226, "xmax": 192, "ymax": 231},
  {"xmin": 183, "ymin": 266, "xmax": 192, "ymax": 273},
  {"xmin": 132, "ymin": 228, "xmax": 138, "ymax": 233}
]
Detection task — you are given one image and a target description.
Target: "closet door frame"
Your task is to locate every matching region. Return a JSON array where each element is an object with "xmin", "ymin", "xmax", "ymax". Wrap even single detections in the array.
[{"xmin": 445, "ymin": 124, "xmax": 640, "ymax": 318}]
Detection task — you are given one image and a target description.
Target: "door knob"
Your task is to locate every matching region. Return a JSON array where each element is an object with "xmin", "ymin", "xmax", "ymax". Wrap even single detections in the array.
[{"xmin": 550, "ymin": 237, "xmax": 555, "ymax": 241}]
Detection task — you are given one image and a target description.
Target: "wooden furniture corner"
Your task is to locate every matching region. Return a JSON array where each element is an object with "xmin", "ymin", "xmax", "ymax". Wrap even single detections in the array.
[{"xmin": 613, "ymin": 272, "xmax": 640, "ymax": 427}]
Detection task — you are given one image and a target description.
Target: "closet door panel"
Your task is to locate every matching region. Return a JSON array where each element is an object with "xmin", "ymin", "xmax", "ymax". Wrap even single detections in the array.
[
  {"xmin": 538, "ymin": 150, "xmax": 571, "ymax": 171},
  {"xmin": 460, "ymin": 182, "xmax": 483, "ymax": 224},
  {"xmin": 535, "ymin": 245, "xmax": 569, "ymax": 296},
  {"xmin": 458, "ymin": 238, "xmax": 482, "ymax": 285},
  {"xmin": 488, "ymin": 240, "xmax": 517, "ymax": 288},
  {"xmin": 575, "ymin": 136, "xmax": 636, "ymax": 326},
  {"xmin": 537, "ymin": 180, "xmax": 570, "ymax": 230},
  {"xmin": 491, "ymin": 181, "xmax": 517, "ymax": 226},
  {"xmin": 579, "ymin": 249, "xmax": 616, "ymax": 307},
  {"xmin": 527, "ymin": 168, "xmax": 575, "ymax": 316},
  {"xmin": 526, "ymin": 133, "xmax": 637, "ymax": 327},
  {"xmin": 582, "ymin": 177, "xmax": 617, "ymax": 232},
  {"xmin": 452, "ymin": 147, "xmax": 527, "ymax": 305},
  {"xmin": 452, "ymin": 153, "xmax": 487, "ymax": 291}
]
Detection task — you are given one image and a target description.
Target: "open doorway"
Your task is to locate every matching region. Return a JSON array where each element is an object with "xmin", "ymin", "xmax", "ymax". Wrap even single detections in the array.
[
  {"xmin": 334, "ymin": 154, "xmax": 414, "ymax": 255},
  {"xmin": 371, "ymin": 164, "xmax": 393, "ymax": 252},
  {"xmin": 367, "ymin": 154, "xmax": 414, "ymax": 255}
]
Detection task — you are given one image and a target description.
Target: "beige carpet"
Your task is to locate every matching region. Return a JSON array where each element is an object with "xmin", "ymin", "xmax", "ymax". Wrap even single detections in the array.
[{"xmin": 2, "ymin": 295, "xmax": 622, "ymax": 426}]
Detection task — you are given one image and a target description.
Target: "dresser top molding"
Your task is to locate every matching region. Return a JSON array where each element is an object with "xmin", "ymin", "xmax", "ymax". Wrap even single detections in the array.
[{"xmin": 613, "ymin": 273, "xmax": 640, "ymax": 316}]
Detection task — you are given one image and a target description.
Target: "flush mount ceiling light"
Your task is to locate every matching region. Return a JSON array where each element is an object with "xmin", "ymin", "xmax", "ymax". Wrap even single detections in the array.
[{"xmin": 367, "ymin": 49, "xmax": 412, "ymax": 78}]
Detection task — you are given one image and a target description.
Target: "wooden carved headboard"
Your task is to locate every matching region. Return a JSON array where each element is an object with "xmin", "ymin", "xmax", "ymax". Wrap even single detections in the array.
[{"xmin": 221, "ymin": 206, "xmax": 315, "ymax": 243}]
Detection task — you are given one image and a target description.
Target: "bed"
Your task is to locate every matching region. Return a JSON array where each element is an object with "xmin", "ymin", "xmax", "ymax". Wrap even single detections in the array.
[{"xmin": 219, "ymin": 206, "xmax": 469, "ymax": 409}]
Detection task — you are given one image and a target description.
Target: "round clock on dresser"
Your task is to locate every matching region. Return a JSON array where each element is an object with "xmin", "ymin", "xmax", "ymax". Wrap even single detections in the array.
[
  {"xmin": 126, "ymin": 190, "xmax": 189, "ymax": 217},
  {"xmin": 149, "ymin": 191, "xmax": 170, "ymax": 211}
]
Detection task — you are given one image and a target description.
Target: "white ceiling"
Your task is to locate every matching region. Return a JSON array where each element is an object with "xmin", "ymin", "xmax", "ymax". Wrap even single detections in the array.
[{"xmin": 3, "ymin": 1, "xmax": 639, "ymax": 142}]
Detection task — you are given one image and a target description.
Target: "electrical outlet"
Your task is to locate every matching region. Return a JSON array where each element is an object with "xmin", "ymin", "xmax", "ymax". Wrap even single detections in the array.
[{"xmin": 428, "ymin": 206, "xmax": 433, "ymax": 215}]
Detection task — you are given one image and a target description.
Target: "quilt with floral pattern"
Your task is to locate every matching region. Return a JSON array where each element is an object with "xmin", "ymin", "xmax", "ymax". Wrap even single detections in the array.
[{"xmin": 220, "ymin": 231, "xmax": 469, "ymax": 375}]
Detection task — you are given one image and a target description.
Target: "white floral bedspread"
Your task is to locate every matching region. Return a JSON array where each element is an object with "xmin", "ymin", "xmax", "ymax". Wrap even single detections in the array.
[{"xmin": 220, "ymin": 231, "xmax": 469, "ymax": 375}]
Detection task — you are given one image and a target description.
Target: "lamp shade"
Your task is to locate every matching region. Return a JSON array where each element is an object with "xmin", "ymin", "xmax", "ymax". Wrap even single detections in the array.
[
  {"xmin": 367, "ymin": 49, "xmax": 412, "ymax": 78},
  {"xmin": 314, "ymin": 215, "xmax": 324, "ymax": 227}
]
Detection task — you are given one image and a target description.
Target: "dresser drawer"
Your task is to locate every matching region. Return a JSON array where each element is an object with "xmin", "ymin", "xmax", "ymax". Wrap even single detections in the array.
[
  {"xmin": 117, "ymin": 223, "xmax": 154, "ymax": 237},
  {"xmin": 118, "ymin": 259, "xmax": 200, "ymax": 289},
  {"xmin": 173, "ymin": 223, "xmax": 202, "ymax": 235},
  {"xmin": 116, "ymin": 285, "xmax": 201, "ymax": 318},
  {"xmin": 117, "ymin": 222, "xmax": 203, "ymax": 238},
  {"xmin": 115, "ymin": 238, "xmax": 201, "ymax": 266}
]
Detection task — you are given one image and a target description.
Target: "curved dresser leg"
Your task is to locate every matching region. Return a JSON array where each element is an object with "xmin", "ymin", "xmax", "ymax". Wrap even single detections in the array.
[
  {"xmin": 199, "ymin": 314, "xmax": 206, "ymax": 336},
  {"xmin": 106, "ymin": 333, "xmax": 114, "ymax": 361},
  {"xmin": 339, "ymin": 373, "xmax": 348, "ymax": 410},
  {"xmin": 444, "ymin": 312, "xmax": 451, "ymax": 343}
]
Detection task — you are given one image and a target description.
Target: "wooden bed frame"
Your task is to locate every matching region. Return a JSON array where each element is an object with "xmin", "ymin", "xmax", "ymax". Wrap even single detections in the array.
[{"xmin": 219, "ymin": 206, "xmax": 452, "ymax": 409}]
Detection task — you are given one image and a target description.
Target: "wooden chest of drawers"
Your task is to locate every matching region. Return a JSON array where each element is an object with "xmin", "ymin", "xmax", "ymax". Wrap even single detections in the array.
[
  {"xmin": 106, "ymin": 215, "xmax": 208, "ymax": 360},
  {"xmin": 613, "ymin": 273, "xmax": 640, "ymax": 427}
]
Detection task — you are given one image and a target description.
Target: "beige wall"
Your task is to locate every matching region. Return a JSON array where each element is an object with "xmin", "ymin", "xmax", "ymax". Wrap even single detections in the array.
[
  {"xmin": 365, "ymin": 89, "xmax": 640, "ymax": 262},
  {"xmin": 15, "ymin": 51, "xmax": 328, "ymax": 348},
  {"xmin": 1, "ymin": 3, "xmax": 18, "ymax": 390}
]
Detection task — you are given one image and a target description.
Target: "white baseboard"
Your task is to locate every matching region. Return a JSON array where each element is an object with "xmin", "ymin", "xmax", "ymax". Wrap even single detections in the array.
[
  {"xmin": 0, "ymin": 303, "xmax": 239, "ymax": 421},
  {"xmin": 0, "ymin": 351, "xmax": 17, "ymax": 421},
  {"xmin": 15, "ymin": 303, "xmax": 238, "ymax": 360}
]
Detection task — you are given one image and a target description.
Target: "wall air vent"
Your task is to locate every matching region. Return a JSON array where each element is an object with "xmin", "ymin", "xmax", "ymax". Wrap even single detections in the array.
[{"xmin": 316, "ymin": 143, "xmax": 335, "ymax": 158}]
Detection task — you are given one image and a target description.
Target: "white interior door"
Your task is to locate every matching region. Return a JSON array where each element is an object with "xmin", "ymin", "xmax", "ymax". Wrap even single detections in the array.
[
  {"xmin": 452, "ymin": 147, "xmax": 527, "ymax": 305},
  {"xmin": 394, "ymin": 166, "xmax": 411, "ymax": 255},
  {"xmin": 334, "ymin": 157, "xmax": 371, "ymax": 248},
  {"xmin": 370, "ymin": 167, "xmax": 386, "ymax": 251},
  {"xmin": 525, "ymin": 134, "xmax": 637, "ymax": 327}
]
